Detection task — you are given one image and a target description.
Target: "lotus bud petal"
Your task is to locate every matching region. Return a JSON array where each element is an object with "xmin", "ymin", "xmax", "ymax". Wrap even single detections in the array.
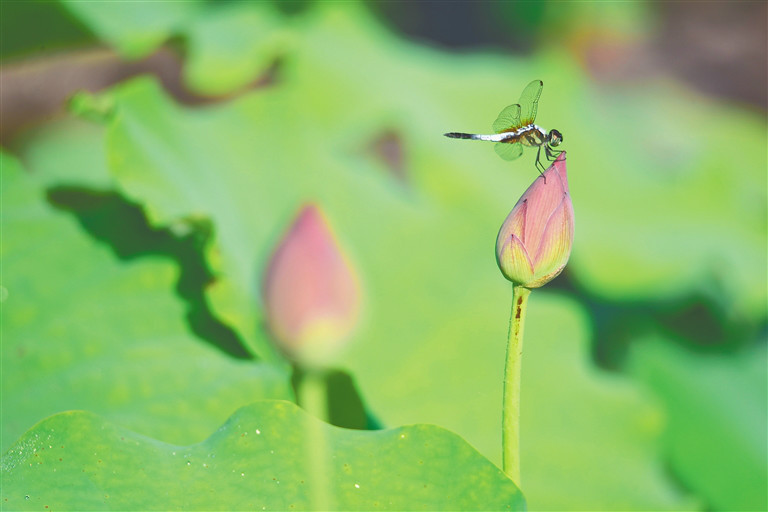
[
  {"xmin": 496, "ymin": 153, "xmax": 574, "ymax": 288},
  {"xmin": 262, "ymin": 204, "xmax": 360, "ymax": 367}
]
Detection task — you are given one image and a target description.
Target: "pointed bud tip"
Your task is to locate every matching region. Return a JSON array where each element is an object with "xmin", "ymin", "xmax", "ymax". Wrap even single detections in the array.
[{"xmin": 545, "ymin": 152, "xmax": 569, "ymax": 193}]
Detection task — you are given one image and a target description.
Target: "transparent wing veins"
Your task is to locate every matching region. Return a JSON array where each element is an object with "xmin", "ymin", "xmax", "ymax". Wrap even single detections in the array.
[
  {"xmin": 492, "ymin": 104, "xmax": 522, "ymax": 134},
  {"xmin": 519, "ymin": 80, "xmax": 543, "ymax": 126},
  {"xmin": 494, "ymin": 141, "xmax": 524, "ymax": 161}
]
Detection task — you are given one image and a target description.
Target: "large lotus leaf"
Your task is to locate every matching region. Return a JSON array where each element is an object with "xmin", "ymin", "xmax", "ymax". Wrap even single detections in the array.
[
  {"xmin": 85, "ymin": 53, "xmax": 690, "ymax": 512},
  {"xmin": 1, "ymin": 152, "xmax": 293, "ymax": 452},
  {"xmin": 87, "ymin": 75, "xmax": 480, "ymax": 441},
  {"xmin": 0, "ymin": 401, "xmax": 525, "ymax": 511},
  {"xmin": 518, "ymin": 294, "xmax": 694, "ymax": 510},
  {"xmin": 561, "ymin": 85, "xmax": 767, "ymax": 323},
  {"xmin": 629, "ymin": 338, "xmax": 768, "ymax": 511},
  {"xmin": 288, "ymin": 4, "xmax": 766, "ymax": 322},
  {"xmin": 265, "ymin": 2, "xmax": 766, "ymax": 321},
  {"xmin": 56, "ymin": 3, "xmax": 752, "ymax": 508},
  {"xmin": 59, "ymin": 0, "xmax": 766, "ymax": 325}
]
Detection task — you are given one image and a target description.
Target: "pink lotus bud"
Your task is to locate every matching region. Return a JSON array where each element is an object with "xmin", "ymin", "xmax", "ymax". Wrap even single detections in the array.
[
  {"xmin": 496, "ymin": 154, "xmax": 574, "ymax": 288},
  {"xmin": 262, "ymin": 204, "xmax": 361, "ymax": 367}
]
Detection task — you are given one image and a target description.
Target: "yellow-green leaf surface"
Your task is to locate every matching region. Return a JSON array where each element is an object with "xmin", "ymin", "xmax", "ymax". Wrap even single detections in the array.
[
  {"xmin": 629, "ymin": 339, "xmax": 768, "ymax": 511},
  {"xmin": 61, "ymin": 0, "xmax": 767, "ymax": 328},
  {"xmin": 1, "ymin": 401, "xmax": 525, "ymax": 511},
  {"xmin": 65, "ymin": 6, "xmax": 701, "ymax": 509},
  {"xmin": 27, "ymin": 2, "xmax": 764, "ymax": 510},
  {"xmin": 1, "ymin": 152, "xmax": 292, "ymax": 451},
  {"xmin": 519, "ymin": 295, "xmax": 694, "ymax": 510}
]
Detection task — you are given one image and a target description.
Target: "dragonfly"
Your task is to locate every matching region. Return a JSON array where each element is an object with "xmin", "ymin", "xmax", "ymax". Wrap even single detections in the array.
[{"xmin": 444, "ymin": 80, "xmax": 563, "ymax": 173}]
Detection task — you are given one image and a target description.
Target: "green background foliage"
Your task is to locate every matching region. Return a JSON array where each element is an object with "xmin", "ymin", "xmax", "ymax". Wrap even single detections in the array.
[{"xmin": 2, "ymin": 1, "xmax": 766, "ymax": 510}]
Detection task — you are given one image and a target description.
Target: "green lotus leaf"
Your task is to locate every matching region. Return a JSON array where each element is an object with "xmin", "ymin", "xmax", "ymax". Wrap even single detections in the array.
[
  {"xmin": 1, "ymin": 401, "xmax": 525, "ymax": 511},
  {"xmin": 60, "ymin": 1, "xmax": 766, "ymax": 325},
  {"xmin": 518, "ymin": 295, "xmax": 694, "ymax": 510},
  {"xmin": 78, "ymin": 36, "xmax": 691, "ymax": 512},
  {"xmin": 1, "ymin": 151, "xmax": 293, "ymax": 452},
  {"xmin": 27, "ymin": 3, "xmax": 762, "ymax": 509},
  {"xmin": 629, "ymin": 338, "xmax": 768, "ymax": 511}
]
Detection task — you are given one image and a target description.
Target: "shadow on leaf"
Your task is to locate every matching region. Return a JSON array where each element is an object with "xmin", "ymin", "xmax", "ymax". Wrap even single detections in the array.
[
  {"xmin": 291, "ymin": 365, "xmax": 384, "ymax": 431},
  {"xmin": 46, "ymin": 186, "xmax": 253, "ymax": 360}
]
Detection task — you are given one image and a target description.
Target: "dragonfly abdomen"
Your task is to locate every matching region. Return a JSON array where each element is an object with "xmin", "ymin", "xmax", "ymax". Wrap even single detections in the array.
[
  {"xmin": 444, "ymin": 132, "xmax": 515, "ymax": 142},
  {"xmin": 444, "ymin": 132, "xmax": 476, "ymax": 139}
]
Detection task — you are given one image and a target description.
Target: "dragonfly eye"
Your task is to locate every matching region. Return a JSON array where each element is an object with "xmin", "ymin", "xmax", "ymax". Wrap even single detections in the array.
[{"xmin": 548, "ymin": 129, "xmax": 563, "ymax": 147}]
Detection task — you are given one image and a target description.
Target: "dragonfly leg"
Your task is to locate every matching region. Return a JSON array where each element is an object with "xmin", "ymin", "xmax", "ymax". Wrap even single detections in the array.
[
  {"xmin": 535, "ymin": 146, "xmax": 547, "ymax": 182},
  {"xmin": 545, "ymin": 145, "xmax": 564, "ymax": 161}
]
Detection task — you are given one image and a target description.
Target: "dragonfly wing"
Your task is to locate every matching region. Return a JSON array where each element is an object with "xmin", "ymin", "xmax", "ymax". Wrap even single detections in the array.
[
  {"xmin": 519, "ymin": 80, "xmax": 543, "ymax": 126},
  {"xmin": 492, "ymin": 104, "xmax": 521, "ymax": 134},
  {"xmin": 494, "ymin": 141, "xmax": 524, "ymax": 161}
]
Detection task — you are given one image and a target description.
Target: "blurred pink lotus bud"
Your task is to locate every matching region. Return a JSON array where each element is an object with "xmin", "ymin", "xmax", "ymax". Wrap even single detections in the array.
[
  {"xmin": 496, "ymin": 153, "xmax": 574, "ymax": 288},
  {"xmin": 262, "ymin": 204, "xmax": 360, "ymax": 367}
]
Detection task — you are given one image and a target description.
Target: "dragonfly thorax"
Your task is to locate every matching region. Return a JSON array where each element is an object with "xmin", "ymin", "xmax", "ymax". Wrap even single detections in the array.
[
  {"xmin": 505, "ymin": 125, "xmax": 563, "ymax": 149},
  {"xmin": 501, "ymin": 124, "xmax": 549, "ymax": 147},
  {"xmin": 516, "ymin": 125, "xmax": 547, "ymax": 147}
]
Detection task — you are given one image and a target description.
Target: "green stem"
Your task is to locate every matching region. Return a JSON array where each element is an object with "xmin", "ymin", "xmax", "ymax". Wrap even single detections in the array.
[
  {"xmin": 502, "ymin": 285, "xmax": 531, "ymax": 485},
  {"xmin": 298, "ymin": 369, "xmax": 328, "ymax": 423},
  {"xmin": 297, "ymin": 368, "xmax": 332, "ymax": 509}
]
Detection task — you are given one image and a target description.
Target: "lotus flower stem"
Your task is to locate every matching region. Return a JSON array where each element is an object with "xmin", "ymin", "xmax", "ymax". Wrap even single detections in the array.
[
  {"xmin": 298, "ymin": 369, "xmax": 329, "ymax": 423},
  {"xmin": 298, "ymin": 369, "xmax": 333, "ymax": 509},
  {"xmin": 502, "ymin": 285, "xmax": 530, "ymax": 485}
]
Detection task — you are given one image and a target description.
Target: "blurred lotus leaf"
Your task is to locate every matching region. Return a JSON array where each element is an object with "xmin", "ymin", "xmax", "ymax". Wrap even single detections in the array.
[
  {"xmin": 630, "ymin": 338, "xmax": 768, "ymax": 511},
  {"xmin": 518, "ymin": 295, "xmax": 694, "ymax": 510},
  {"xmin": 61, "ymin": 0, "xmax": 288, "ymax": 96},
  {"xmin": 12, "ymin": 117, "xmax": 113, "ymax": 190},
  {"xmin": 181, "ymin": 2, "xmax": 289, "ymax": 96},
  {"xmin": 60, "ymin": 1, "xmax": 767, "ymax": 329}
]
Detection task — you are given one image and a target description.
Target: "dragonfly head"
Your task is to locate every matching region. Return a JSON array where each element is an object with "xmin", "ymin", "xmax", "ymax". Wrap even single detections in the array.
[{"xmin": 547, "ymin": 129, "xmax": 563, "ymax": 147}]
